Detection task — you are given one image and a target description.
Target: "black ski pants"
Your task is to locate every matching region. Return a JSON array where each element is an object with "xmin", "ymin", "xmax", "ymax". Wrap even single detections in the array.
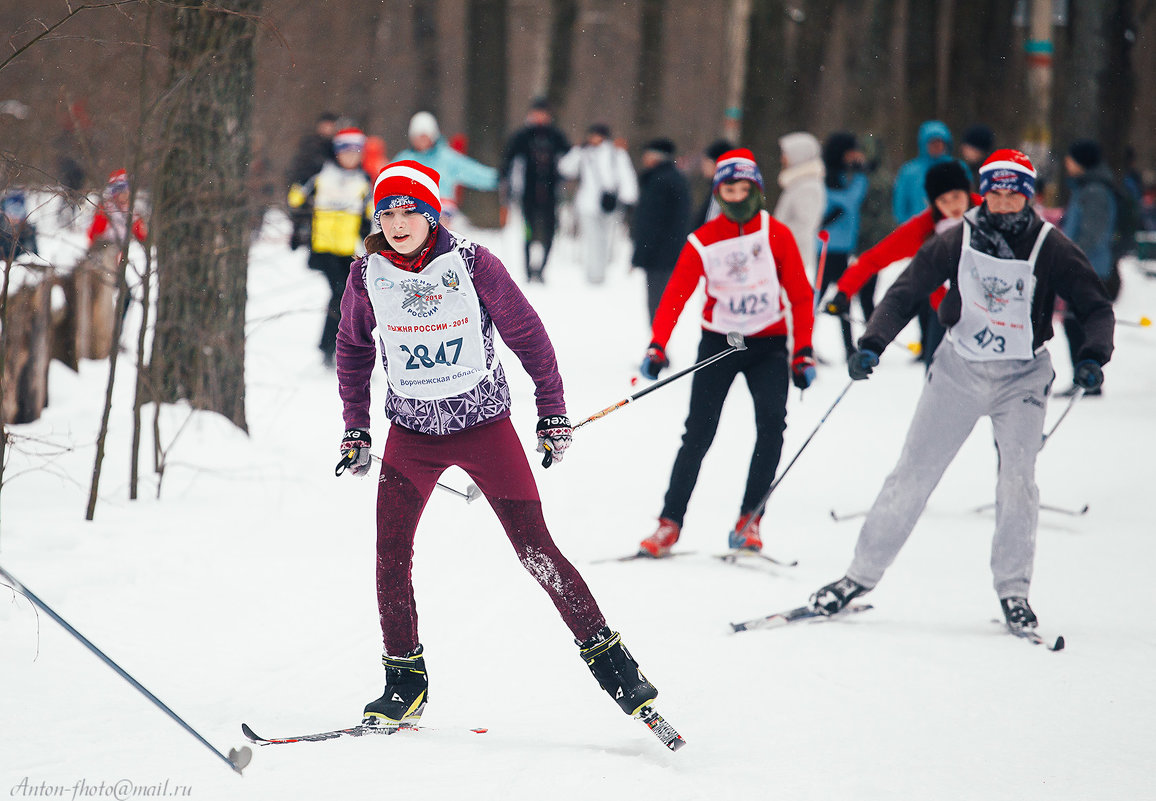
[{"xmin": 661, "ymin": 331, "xmax": 790, "ymax": 527}]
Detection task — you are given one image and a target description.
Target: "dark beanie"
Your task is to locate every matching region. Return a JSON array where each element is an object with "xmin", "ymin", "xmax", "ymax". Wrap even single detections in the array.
[
  {"xmin": 704, "ymin": 138, "xmax": 735, "ymax": 162},
  {"xmin": 1068, "ymin": 139, "xmax": 1102, "ymax": 169},
  {"xmin": 643, "ymin": 138, "xmax": 676, "ymax": 156},
  {"xmin": 962, "ymin": 124, "xmax": 995, "ymax": 152},
  {"xmin": 588, "ymin": 122, "xmax": 612, "ymax": 138},
  {"xmin": 924, "ymin": 160, "xmax": 971, "ymax": 204}
]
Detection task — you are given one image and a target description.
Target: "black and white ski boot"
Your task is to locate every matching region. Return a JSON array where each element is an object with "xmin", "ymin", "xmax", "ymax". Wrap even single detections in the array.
[
  {"xmin": 578, "ymin": 627, "xmax": 658, "ymax": 716},
  {"xmin": 1000, "ymin": 597, "xmax": 1038, "ymax": 630},
  {"xmin": 811, "ymin": 576, "xmax": 869, "ymax": 615},
  {"xmin": 363, "ymin": 645, "xmax": 428, "ymax": 726}
]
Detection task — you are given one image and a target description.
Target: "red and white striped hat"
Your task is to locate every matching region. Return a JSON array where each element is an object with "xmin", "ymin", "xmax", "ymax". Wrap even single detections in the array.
[
  {"xmin": 333, "ymin": 127, "xmax": 367, "ymax": 153},
  {"xmin": 373, "ymin": 160, "xmax": 442, "ymax": 227},
  {"xmin": 978, "ymin": 149, "xmax": 1036, "ymax": 198}
]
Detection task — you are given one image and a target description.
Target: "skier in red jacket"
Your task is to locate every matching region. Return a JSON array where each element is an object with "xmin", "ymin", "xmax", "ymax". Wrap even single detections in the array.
[{"xmin": 637, "ymin": 149, "xmax": 816, "ymax": 557}]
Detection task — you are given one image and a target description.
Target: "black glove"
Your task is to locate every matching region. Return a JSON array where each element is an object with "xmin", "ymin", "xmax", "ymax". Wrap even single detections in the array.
[
  {"xmin": 336, "ymin": 428, "xmax": 372, "ymax": 476},
  {"xmin": 791, "ymin": 347, "xmax": 817, "ymax": 390},
  {"xmin": 847, "ymin": 349, "xmax": 879, "ymax": 381},
  {"xmin": 824, "ymin": 291, "xmax": 851, "ymax": 318},
  {"xmin": 640, "ymin": 342, "xmax": 668, "ymax": 381},
  {"xmin": 536, "ymin": 415, "xmax": 573, "ymax": 468},
  {"xmin": 1073, "ymin": 359, "xmax": 1104, "ymax": 390}
]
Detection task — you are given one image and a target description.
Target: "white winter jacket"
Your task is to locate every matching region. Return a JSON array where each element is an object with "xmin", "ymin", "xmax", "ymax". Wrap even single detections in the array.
[
  {"xmin": 773, "ymin": 132, "xmax": 826, "ymax": 276},
  {"xmin": 558, "ymin": 141, "xmax": 639, "ymax": 216}
]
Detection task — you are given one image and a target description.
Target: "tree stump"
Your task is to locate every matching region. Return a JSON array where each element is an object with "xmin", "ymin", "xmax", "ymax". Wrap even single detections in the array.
[
  {"xmin": 71, "ymin": 244, "xmax": 119, "ymax": 361},
  {"xmin": 2, "ymin": 266, "xmax": 53, "ymax": 424}
]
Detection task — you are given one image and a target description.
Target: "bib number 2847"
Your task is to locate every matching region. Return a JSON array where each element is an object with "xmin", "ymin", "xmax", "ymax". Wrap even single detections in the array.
[
  {"xmin": 399, "ymin": 337, "xmax": 463, "ymax": 369},
  {"xmin": 973, "ymin": 326, "xmax": 1005, "ymax": 354}
]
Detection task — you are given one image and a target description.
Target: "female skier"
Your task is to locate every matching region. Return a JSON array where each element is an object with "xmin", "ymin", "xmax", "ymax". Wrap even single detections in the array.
[{"xmin": 335, "ymin": 160, "xmax": 661, "ymax": 729}]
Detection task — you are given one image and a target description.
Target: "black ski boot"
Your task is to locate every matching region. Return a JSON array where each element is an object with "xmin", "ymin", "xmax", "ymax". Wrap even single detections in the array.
[
  {"xmin": 362, "ymin": 645, "xmax": 428, "ymax": 726},
  {"xmin": 578, "ymin": 627, "xmax": 658, "ymax": 716},
  {"xmin": 1000, "ymin": 597, "xmax": 1038, "ymax": 630},
  {"xmin": 811, "ymin": 576, "xmax": 869, "ymax": 615}
]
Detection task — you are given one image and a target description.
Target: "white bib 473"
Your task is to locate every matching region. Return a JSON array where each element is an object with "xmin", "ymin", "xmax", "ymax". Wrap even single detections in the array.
[
  {"xmin": 364, "ymin": 248, "xmax": 493, "ymax": 399},
  {"xmin": 690, "ymin": 211, "xmax": 784, "ymax": 336},
  {"xmin": 952, "ymin": 221, "xmax": 1051, "ymax": 361}
]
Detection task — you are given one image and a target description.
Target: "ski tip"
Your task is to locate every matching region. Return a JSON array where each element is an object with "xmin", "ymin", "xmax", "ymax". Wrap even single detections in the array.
[
  {"xmin": 667, "ymin": 735, "xmax": 688, "ymax": 752},
  {"xmin": 729, "ymin": 622, "xmax": 746, "ymax": 633},
  {"xmin": 1052, "ymin": 635, "xmax": 1066, "ymax": 651},
  {"xmin": 229, "ymin": 746, "xmax": 253, "ymax": 773},
  {"xmin": 469, "ymin": 727, "xmax": 489, "ymax": 734},
  {"xmin": 240, "ymin": 723, "xmax": 261, "ymax": 743}
]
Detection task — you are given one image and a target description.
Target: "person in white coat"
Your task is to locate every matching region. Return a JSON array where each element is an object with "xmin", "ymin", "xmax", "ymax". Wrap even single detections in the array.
[
  {"xmin": 558, "ymin": 123, "xmax": 639, "ymax": 284},
  {"xmin": 773, "ymin": 132, "xmax": 826, "ymax": 279}
]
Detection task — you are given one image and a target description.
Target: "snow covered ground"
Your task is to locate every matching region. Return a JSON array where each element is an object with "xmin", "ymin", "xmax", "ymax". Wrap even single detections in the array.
[{"xmin": 2, "ymin": 205, "xmax": 1154, "ymax": 800}]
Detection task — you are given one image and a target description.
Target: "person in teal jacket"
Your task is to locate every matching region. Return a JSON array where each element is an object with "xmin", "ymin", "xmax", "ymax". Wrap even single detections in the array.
[
  {"xmin": 892, "ymin": 120, "xmax": 954, "ymax": 224},
  {"xmin": 394, "ymin": 111, "xmax": 499, "ymax": 227}
]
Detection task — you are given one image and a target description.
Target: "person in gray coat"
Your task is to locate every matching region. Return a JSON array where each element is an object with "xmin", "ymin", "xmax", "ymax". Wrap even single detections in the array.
[{"xmin": 809, "ymin": 149, "xmax": 1114, "ymax": 633}]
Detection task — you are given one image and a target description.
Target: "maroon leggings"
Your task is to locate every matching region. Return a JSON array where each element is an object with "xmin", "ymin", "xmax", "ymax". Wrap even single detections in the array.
[{"xmin": 375, "ymin": 416, "xmax": 605, "ymax": 655}]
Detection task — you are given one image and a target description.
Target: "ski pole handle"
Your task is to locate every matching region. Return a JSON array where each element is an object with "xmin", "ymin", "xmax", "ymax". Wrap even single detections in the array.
[{"xmin": 335, "ymin": 448, "xmax": 357, "ymax": 477}]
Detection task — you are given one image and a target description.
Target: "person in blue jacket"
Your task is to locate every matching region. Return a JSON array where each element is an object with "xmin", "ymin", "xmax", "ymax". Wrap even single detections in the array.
[
  {"xmin": 819, "ymin": 132, "xmax": 870, "ymax": 359},
  {"xmin": 892, "ymin": 120, "xmax": 954, "ymax": 225},
  {"xmin": 395, "ymin": 111, "xmax": 499, "ymax": 228}
]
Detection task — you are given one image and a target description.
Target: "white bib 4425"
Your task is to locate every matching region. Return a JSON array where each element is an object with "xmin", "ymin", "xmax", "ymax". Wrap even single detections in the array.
[
  {"xmin": 364, "ymin": 248, "xmax": 494, "ymax": 399},
  {"xmin": 952, "ymin": 221, "xmax": 1051, "ymax": 362}
]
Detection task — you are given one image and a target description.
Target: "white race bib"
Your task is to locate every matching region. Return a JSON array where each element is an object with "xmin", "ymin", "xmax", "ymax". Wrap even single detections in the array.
[
  {"xmin": 951, "ymin": 221, "xmax": 1050, "ymax": 361},
  {"xmin": 691, "ymin": 211, "xmax": 784, "ymax": 335},
  {"xmin": 364, "ymin": 247, "xmax": 494, "ymax": 399}
]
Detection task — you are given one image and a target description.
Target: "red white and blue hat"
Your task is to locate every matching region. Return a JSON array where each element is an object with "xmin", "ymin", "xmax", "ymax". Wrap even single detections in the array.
[
  {"xmin": 978, "ymin": 149, "xmax": 1036, "ymax": 199},
  {"xmin": 373, "ymin": 160, "xmax": 442, "ymax": 229},
  {"xmin": 333, "ymin": 127, "xmax": 367, "ymax": 153},
  {"xmin": 105, "ymin": 169, "xmax": 130, "ymax": 195},
  {"xmin": 712, "ymin": 148, "xmax": 764, "ymax": 192}
]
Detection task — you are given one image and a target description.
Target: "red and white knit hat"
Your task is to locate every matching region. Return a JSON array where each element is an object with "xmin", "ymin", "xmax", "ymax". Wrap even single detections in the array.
[
  {"xmin": 105, "ymin": 169, "xmax": 130, "ymax": 195},
  {"xmin": 373, "ymin": 160, "xmax": 442, "ymax": 228},
  {"xmin": 333, "ymin": 127, "xmax": 367, "ymax": 153},
  {"xmin": 712, "ymin": 148, "xmax": 764, "ymax": 192},
  {"xmin": 978, "ymin": 149, "xmax": 1036, "ymax": 199}
]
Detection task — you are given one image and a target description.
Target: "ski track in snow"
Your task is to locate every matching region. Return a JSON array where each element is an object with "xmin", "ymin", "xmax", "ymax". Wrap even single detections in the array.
[{"xmin": 2, "ymin": 199, "xmax": 1155, "ymax": 800}]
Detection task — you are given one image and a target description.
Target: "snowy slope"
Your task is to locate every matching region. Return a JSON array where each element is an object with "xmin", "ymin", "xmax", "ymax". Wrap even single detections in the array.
[{"xmin": 2, "ymin": 207, "xmax": 1154, "ymax": 800}]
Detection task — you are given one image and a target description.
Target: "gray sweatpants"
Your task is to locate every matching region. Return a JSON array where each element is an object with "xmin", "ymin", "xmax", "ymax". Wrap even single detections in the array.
[{"xmin": 846, "ymin": 339, "xmax": 1055, "ymax": 600}]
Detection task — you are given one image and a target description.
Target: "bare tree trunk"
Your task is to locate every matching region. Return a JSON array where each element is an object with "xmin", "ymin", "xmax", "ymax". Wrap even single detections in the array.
[
  {"xmin": 461, "ymin": 0, "xmax": 507, "ymax": 226},
  {"xmin": 86, "ymin": 6, "xmax": 155, "ymax": 521},
  {"xmin": 412, "ymin": 0, "xmax": 442, "ymax": 117},
  {"xmin": 633, "ymin": 0, "xmax": 666, "ymax": 146},
  {"xmin": 546, "ymin": 0, "xmax": 577, "ymax": 112},
  {"xmin": 151, "ymin": 0, "xmax": 260, "ymax": 433}
]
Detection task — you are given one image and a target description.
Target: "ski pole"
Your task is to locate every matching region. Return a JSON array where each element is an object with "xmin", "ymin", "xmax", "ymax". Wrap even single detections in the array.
[
  {"xmin": 335, "ymin": 450, "xmax": 482, "ymax": 502},
  {"xmin": 1116, "ymin": 316, "xmax": 1151, "ymax": 328},
  {"xmin": 540, "ymin": 331, "xmax": 748, "ymax": 466},
  {"xmin": 735, "ymin": 379, "xmax": 854, "ymax": 539},
  {"xmin": 1040, "ymin": 387, "xmax": 1084, "ymax": 449},
  {"xmin": 812, "ymin": 230, "xmax": 830, "ymax": 312},
  {"xmin": 0, "ymin": 564, "xmax": 252, "ymax": 775}
]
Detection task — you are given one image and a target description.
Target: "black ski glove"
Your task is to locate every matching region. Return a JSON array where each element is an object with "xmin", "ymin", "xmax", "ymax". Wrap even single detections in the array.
[
  {"xmin": 1073, "ymin": 360, "xmax": 1104, "ymax": 390},
  {"xmin": 824, "ymin": 290, "xmax": 851, "ymax": 318},
  {"xmin": 847, "ymin": 349, "xmax": 879, "ymax": 381},
  {"xmin": 640, "ymin": 343, "xmax": 669, "ymax": 381},
  {"xmin": 791, "ymin": 347, "xmax": 817, "ymax": 390}
]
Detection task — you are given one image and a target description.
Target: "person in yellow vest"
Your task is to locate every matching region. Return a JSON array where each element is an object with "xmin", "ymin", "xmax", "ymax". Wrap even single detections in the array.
[{"xmin": 289, "ymin": 127, "xmax": 374, "ymax": 367}]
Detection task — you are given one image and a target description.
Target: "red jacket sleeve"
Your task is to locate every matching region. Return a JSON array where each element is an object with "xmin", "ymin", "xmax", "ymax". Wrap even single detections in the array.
[
  {"xmin": 648, "ymin": 240, "xmax": 705, "ymax": 349},
  {"xmin": 837, "ymin": 209, "xmax": 935, "ymax": 296},
  {"xmin": 768, "ymin": 218, "xmax": 814, "ymax": 353},
  {"xmin": 87, "ymin": 211, "xmax": 109, "ymax": 246}
]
